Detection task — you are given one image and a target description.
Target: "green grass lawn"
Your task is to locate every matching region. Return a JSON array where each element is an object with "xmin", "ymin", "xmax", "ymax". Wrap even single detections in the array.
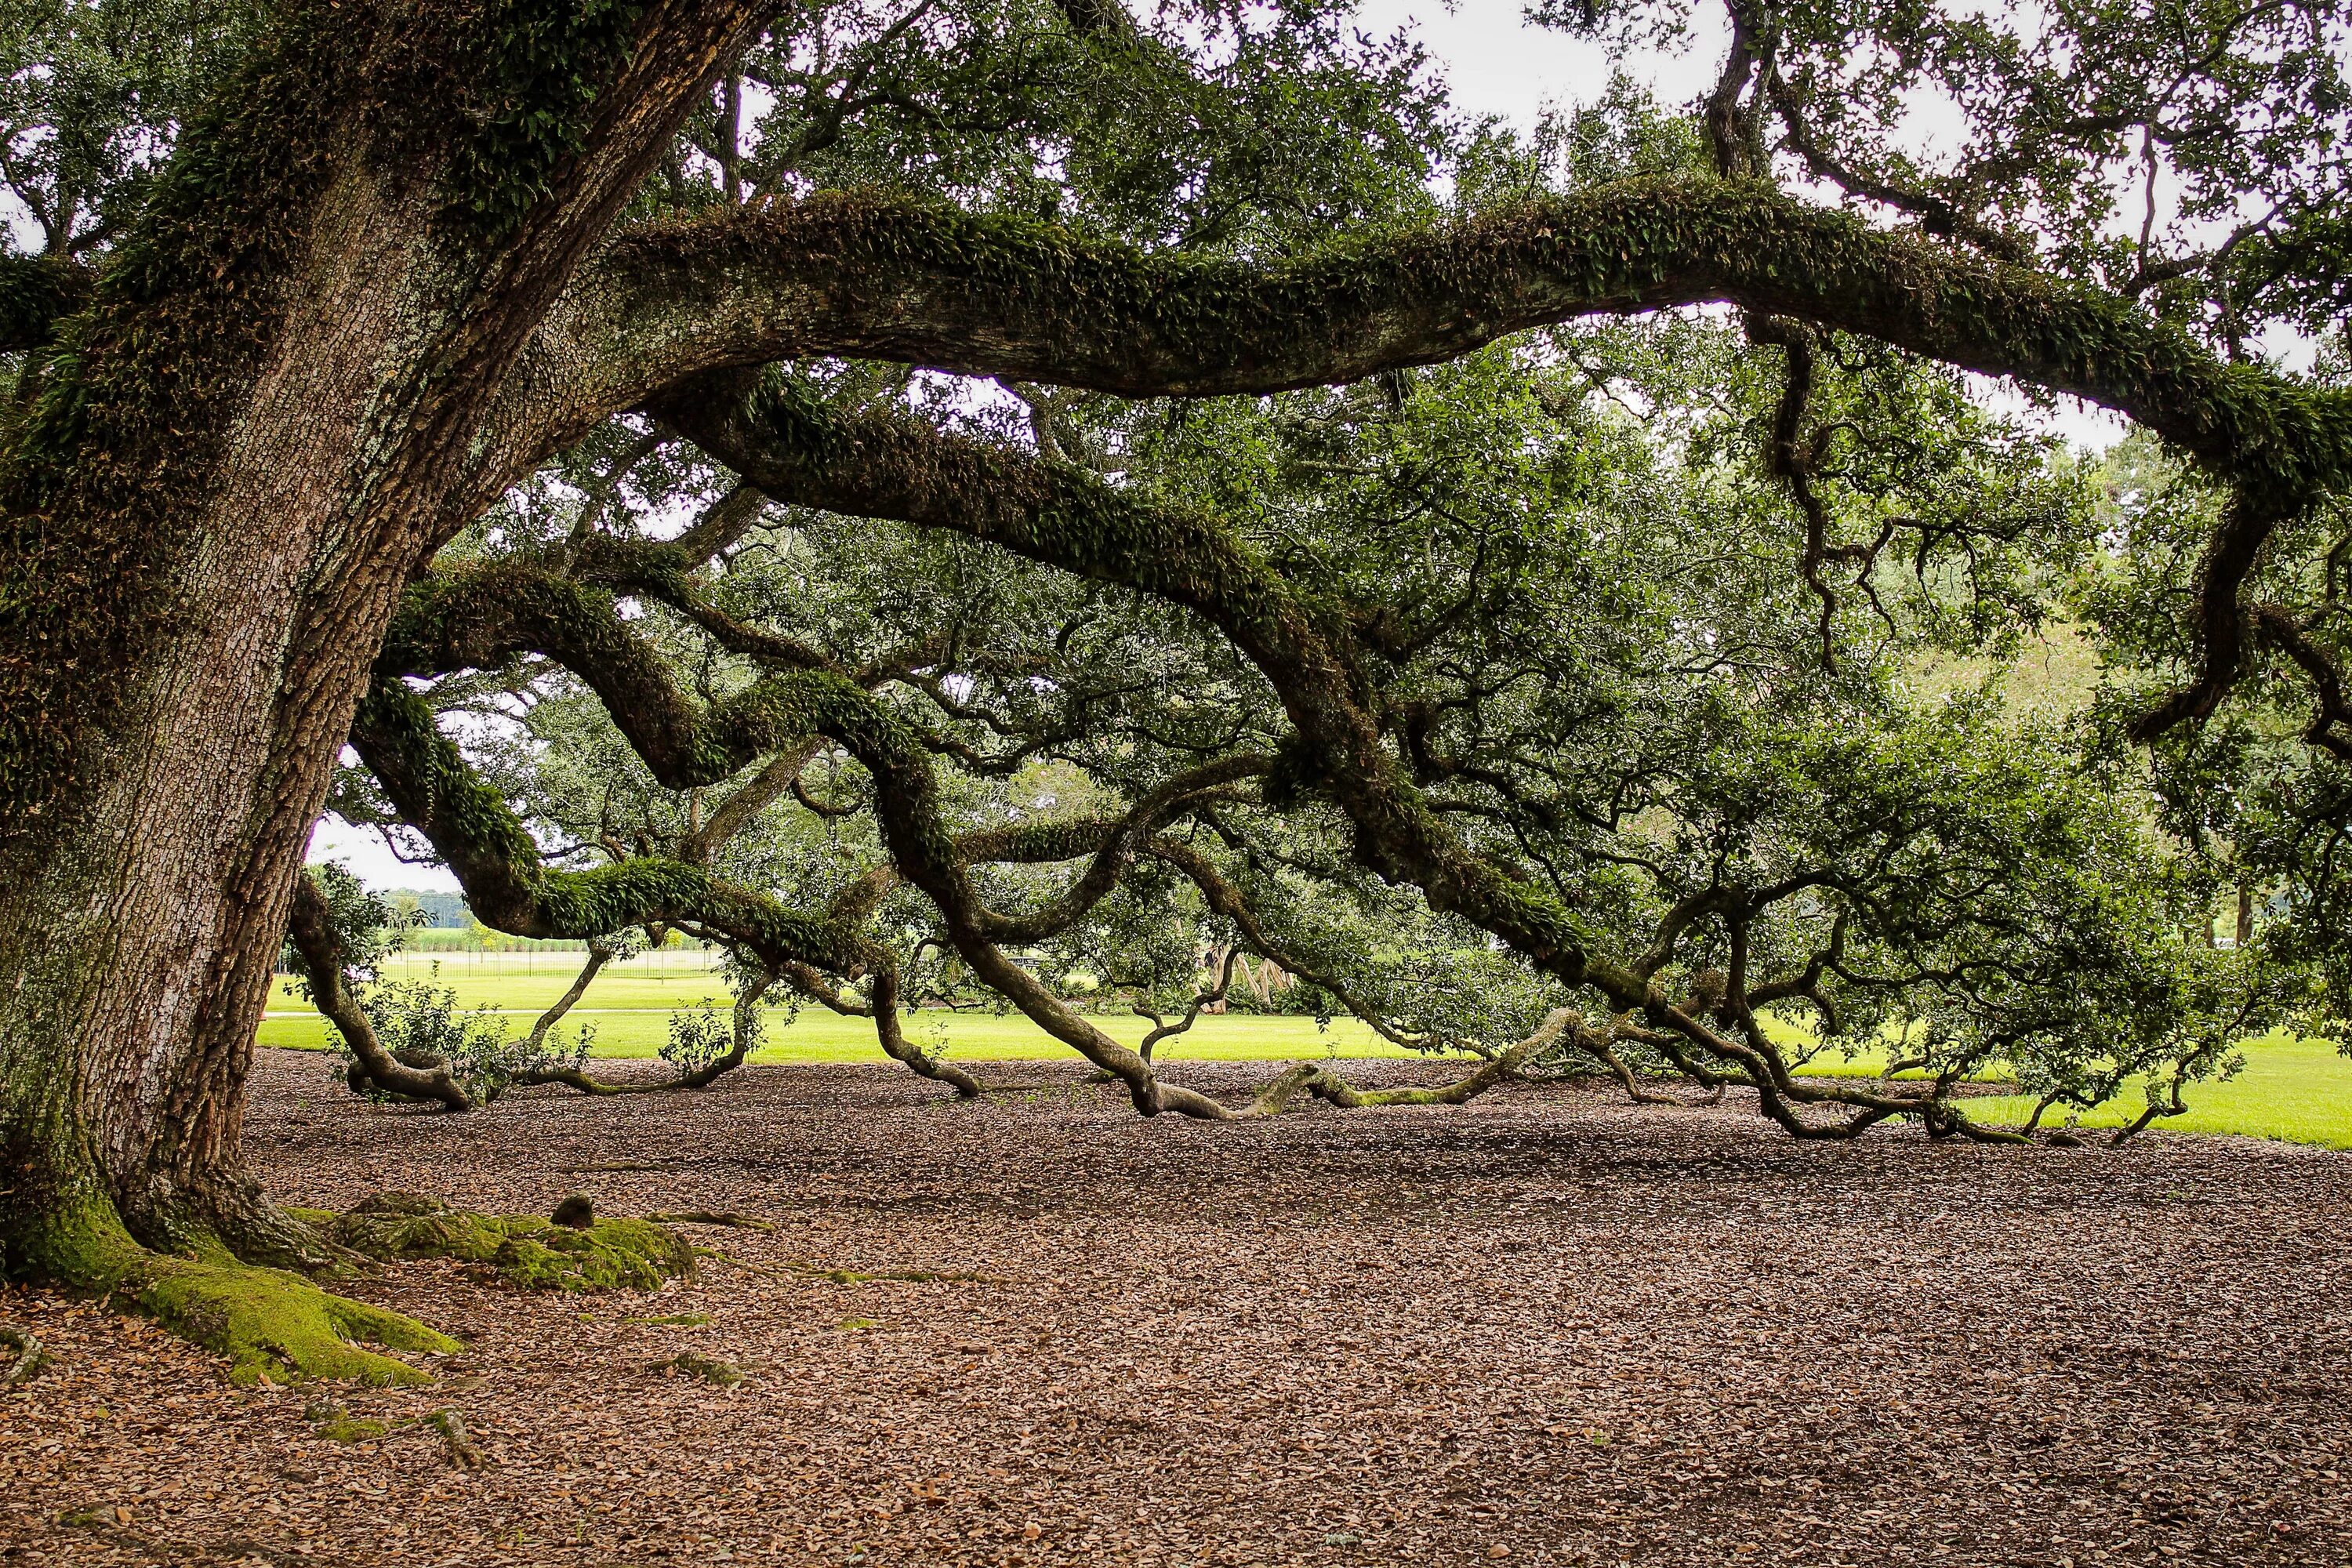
[
  {"xmin": 262, "ymin": 952, "xmax": 1428, "ymax": 1063},
  {"xmin": 1962, "ymin": 1036, "xmax": 2352, "ymax": 1150},
  {"xmin": 267, "ymin": 954, "xmax": 2352, "ymax": 1146}
]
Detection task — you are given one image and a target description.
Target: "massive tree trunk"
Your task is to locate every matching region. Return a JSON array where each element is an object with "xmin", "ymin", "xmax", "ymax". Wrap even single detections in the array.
[{"xmin": 0, "ymin": 0, "xmax": 755, "ymax": 1374}]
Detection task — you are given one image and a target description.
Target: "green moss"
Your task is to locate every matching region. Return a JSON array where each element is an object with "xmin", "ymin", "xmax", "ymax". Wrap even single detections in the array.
[
  {"xmin": 132, "ymin": 1260, "xmax": 459, "ymax": 1388},
  {"xmin": 441, "ymin": 0, "xmax": 651, "ymax": 237},
  {"xmin": 314, "ymin": 1190, "xmax": 515, "ymax": 1261},
  {"xmin": 656, "ymin": 1350, "xmax": 745, "ymax": 1387},
  {"xmin": 315, "ymin": 1193, "xmax": 692, "ymax": 1292},
  {"xmin": 315, "ymin": 1414, "xmax": 390, "ymax": 1443},
  {"xmin": 491, "ymin": 1217, "xmax": 691, "ymax": 1291},
  {"xmin": 5, "ymin": 1181, "xmax": 458, "ymax": 1387},
  {"xmin": 350, "ymin": 676, "xmax": 871, "ymax": 971}
]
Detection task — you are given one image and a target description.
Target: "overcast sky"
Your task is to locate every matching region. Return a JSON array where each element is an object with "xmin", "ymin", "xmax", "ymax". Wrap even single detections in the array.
[{"xmin": 310, "ymin": 0, "xmax": 2133, "ymax": 889}]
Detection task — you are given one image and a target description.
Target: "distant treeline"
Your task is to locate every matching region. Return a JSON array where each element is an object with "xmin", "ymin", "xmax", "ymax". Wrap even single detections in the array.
[
  {"xmin": 387, "ymin": 890, "xmax": 471, "ymax": 928},
  {"xmin": 381, "ymin": 891, "xmax": 711, "ymax": 953}
]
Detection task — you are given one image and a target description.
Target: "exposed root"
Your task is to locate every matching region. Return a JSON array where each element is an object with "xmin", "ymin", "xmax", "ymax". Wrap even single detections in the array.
[
  {"xmin": 292, "ymin": 1193, "xmax": 694, "ymax": 1292},
  {"xmin": 130, "ymin": 1258, "xmax": 459, "ymax": 1388},
  {"xmin": 1, "ymin": 1325, "xmax": 51, "ymax": 1384},
  {"xmin": 15, "ymin": 1190, "xmax": 459, "ymax": 1387},
  {"xmin": 426, "ymin": 1407, "xmax": 486, "ymax": 1468}
]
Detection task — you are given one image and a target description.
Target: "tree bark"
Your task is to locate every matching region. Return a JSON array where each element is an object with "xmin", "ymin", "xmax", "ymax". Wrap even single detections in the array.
[{"xmin": 0, "ymin": 0, "xmax": 762, "ymax": 1291}]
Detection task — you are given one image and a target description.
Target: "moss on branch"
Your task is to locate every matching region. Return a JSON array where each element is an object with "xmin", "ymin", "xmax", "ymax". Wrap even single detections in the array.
[
  {"xmin": 347, "ymin": 677, "xmax": 863, "ymax": 972},
  {"xmin": 597, "ymin": 180, "xmax": 2352, "ymax": 500}
]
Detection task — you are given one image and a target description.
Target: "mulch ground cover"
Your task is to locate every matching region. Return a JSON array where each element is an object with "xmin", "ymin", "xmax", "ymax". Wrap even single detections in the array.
[{"xmin": 5, "ymin": 1047, "xmax": 2351, "ymax": 1567}]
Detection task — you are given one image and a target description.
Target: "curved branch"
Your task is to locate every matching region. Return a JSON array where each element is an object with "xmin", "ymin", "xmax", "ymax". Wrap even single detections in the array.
[
  {"xmin": 1144, "ymin": 837, "xmax": 1432, "ymax": 1051},
  {"xmin": 659, "ymin": 372, "xmax": 1621, "ymax": 1001},
  {"xmin": 567, "ymin": 182, "xmax": 2352, "ymax": 486},
  {"xmin": 284, "ymin": 874, "xmax": 472, "ymax": 1112},
  {"xmin": 867, "ymin": 966, "xmax": 984, "ymax": 1098},
  {"xmin": 347, "ymin": 678, "xmax": 869, "ymax": 976},
  {"xmin": 514, "ymin": 967, "xmax": 779, "ymax": 1096},
  {"xmin": 545, "ymin": 180, "xmax": 2352, "ymax": 741}
]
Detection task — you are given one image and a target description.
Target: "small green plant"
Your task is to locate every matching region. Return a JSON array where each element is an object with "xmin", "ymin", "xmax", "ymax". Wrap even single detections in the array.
[{"xmin": 659, "ymin": 999, "xmax": 740, "ymax": 1075}]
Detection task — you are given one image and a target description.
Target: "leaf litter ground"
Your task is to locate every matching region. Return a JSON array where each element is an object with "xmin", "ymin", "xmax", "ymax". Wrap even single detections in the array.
[{"xmin": 5, "ymin": 1048, "xmax": 2350, "ymax": 1566}]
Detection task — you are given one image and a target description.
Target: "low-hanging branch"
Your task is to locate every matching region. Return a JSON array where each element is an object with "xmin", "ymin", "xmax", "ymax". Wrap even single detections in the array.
[
  {"xmin": 368, "ymin": 554, "xmax": 1589, "ymax": 1122},
  {"xmin": 656, "ymin": 369, "xmax": 2051, "ymax": 1141},
  {"xmin": 511, "ymin": 969, "xmax": 779, "ymax": 1097},
  {"xmin": 550, "ymin": 180, "xmax": 2352, "ymax": 742},
  {"xmin": 284, "ymin": 874, "xmax": 472, "ymax": 1112}
]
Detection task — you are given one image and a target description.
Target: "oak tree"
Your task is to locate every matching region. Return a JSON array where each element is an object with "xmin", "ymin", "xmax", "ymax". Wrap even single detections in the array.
[{"xmin": 4, "ymin": 0, "xmax": 2350, "ymax": 1376}]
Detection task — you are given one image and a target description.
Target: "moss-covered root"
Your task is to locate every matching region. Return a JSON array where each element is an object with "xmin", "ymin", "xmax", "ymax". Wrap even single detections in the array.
[
  {"xmin": 13, "ymin": 1190, "xmax": 457, "ymax": 1387},
  {"xmin": 130, "ymin": 1258, "xmax": 459, "ymax": 1388},
  {"xmin": 296, "ymin": 1193, "xmax": 695, "ymax": 1292}
]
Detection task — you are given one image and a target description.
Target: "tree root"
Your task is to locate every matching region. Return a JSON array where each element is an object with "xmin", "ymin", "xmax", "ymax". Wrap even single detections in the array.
[
  {"xmin": 11, "ymin": 1190, "xmax": 461, "ymax": 1387},
  {"xmin": 426, "ymin": 1407, "xmax": 487, "ymax": 1468},
  {"xmin": 1, "ymin": 1326, "xmax": 50, "ymax": 1384},
  {"xmin": 292, "ymin": 1193, "xmax": 694, "ymax": 1291},
  {"xmin": 130, "ymin": 1258, "xmax": 459, "ymax": 1388}
]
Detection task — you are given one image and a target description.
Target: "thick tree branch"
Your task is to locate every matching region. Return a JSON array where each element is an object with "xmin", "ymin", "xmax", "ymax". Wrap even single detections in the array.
[
  {"xmin": 543, "ymin": 180, "xmax": 2352, "ymax": 739},
  {"xmin": 656, "ymin": 372, "xmax": 2047, "ymax": 1133},
  {"xmin": 656, "ymin": 371, "xmax": 1624, "ymax": 1003},
  {"xmin": 563, "ymin": 181, "xmax": 2352, "ymax": 489}
]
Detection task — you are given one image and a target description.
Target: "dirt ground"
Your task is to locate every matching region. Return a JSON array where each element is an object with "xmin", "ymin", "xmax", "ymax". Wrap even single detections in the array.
[{"xmin": 5, "ymin": 1047, "xmax": 2352, "ymax": 1568}]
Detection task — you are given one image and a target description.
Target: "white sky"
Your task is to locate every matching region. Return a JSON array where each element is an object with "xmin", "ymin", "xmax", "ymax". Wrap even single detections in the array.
[
  {"xmin": 314, "ymin": 0, "xmax": 2136, "ymax": 888},
  {"xmin": 1358, "ymin": 0, "xmax": 1718, "ymax": 129}
]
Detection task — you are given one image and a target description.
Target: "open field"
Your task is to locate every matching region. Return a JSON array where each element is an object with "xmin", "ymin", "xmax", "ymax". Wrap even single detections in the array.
[
  {"xmin": 266, "ymin": 954, "xmax": 2352, "ymax": 1149},
  {"xmin": 261, "ymin": 952, "xmax": 1421, "ymax": 1063},
  {"xmin": 1968, "ymin": 1037, "xmax": 2352, "ymax": 1149},
  {"xmin": 6, "ymin": 1049, "xmax": 2351, "ymax": 1567}
]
